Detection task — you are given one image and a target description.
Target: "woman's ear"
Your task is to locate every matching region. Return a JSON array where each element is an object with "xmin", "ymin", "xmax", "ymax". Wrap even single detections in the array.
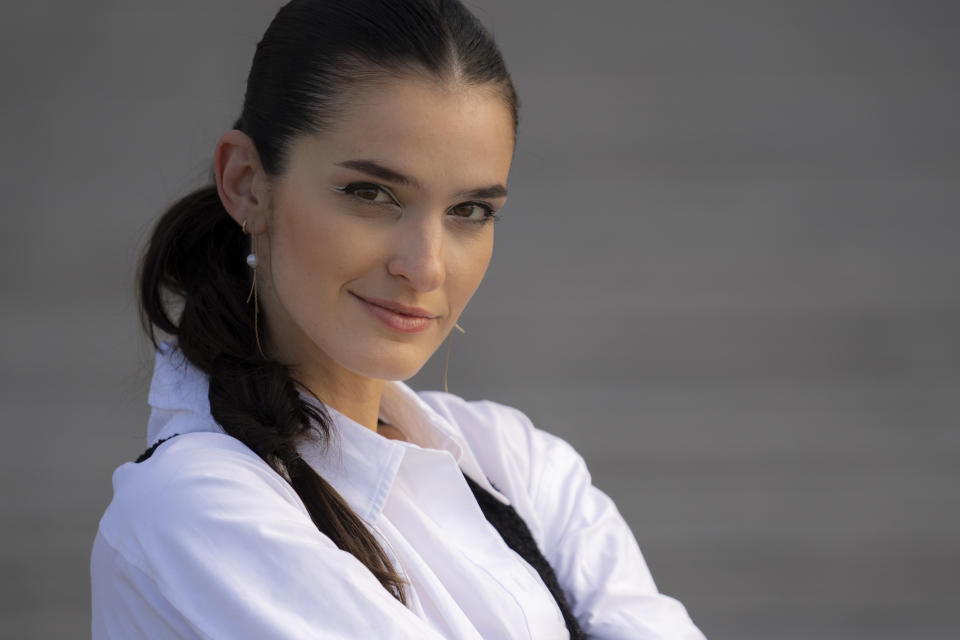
[{"xmin": 214, "ymin": 129, "xmax": 270, "ymax": 234}]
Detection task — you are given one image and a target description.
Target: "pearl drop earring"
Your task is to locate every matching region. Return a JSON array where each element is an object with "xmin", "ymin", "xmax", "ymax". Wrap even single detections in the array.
[{"xmin": 241, "ymin": 220, "xmax": 265, "ymax": 357}]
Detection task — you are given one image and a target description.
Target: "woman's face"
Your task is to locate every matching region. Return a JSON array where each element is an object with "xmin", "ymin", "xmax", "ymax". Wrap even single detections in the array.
[{"xmin": 258, "ymin": 78, "xmax": 514, "ymax": 384}]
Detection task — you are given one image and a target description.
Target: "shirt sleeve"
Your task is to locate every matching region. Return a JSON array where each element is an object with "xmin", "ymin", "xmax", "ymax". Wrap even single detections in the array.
[
  {"xmin": 92, "ymin": 432, "xmax": 445, "ymax": 640},
  {"xmin": 478, "ymin": 402, "xmax": 707, "ymax": 640}
]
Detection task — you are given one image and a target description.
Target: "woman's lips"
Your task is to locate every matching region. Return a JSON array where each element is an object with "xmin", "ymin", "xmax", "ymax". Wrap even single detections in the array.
[{"xmin": 350, "ymin": 293, "xmax": 437, "ymax": 334}]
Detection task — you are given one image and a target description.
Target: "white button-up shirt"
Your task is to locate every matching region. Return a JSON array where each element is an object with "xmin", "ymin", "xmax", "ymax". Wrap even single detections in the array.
[{"xmin": 91, "ymin": 343, "xmax": 706, "ymax": 639}]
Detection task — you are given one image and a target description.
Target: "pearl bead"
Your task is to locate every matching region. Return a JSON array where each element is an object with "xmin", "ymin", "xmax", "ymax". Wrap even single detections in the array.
[{"xmin": 246, "ymin": 253, "xmax": 258, "ymax": 269}]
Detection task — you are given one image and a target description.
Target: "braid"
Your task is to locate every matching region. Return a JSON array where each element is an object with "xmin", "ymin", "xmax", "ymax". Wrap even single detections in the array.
[
  {"xmin": 208, "ymin": 353, "xmax": 407, "ymax": 602},
  {"xmin": 138, "ymin": 183, "xmax": 408, "ymax": 604}
]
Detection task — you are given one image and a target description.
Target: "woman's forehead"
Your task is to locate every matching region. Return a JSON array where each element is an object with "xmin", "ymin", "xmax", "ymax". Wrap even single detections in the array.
[{"xmin": 287, "ymin": 78, "xmax": 515, "ymax": 192}]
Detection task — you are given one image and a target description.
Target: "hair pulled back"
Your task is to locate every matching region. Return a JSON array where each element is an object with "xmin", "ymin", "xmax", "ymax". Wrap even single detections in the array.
[{"xmin": 139, "ymin": 0, "xmax": 518, "ymax": 604}]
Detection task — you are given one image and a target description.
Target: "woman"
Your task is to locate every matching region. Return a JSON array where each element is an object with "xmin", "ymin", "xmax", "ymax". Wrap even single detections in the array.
[{"xmin": 91, "ymin": 1, "xmax": 706, "ymax": 638}]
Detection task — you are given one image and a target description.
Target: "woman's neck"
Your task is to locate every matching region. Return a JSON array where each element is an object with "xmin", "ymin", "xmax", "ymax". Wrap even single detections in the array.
[
  {"xmin": 297, "ymin": 367, "xmax": 386, "ymax": 433},
  {"xmin": 377, "ymin": 419, "xmax": 408, "ymax": 442}
]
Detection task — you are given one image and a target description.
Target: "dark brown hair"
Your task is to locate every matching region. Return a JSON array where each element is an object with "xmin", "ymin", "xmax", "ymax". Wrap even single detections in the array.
[{"xmin": 138, "ymin": 0, "xmax": 518, "ymax": 604}]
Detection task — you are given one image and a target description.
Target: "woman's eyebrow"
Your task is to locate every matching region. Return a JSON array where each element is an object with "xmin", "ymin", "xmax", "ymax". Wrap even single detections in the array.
[
  {"xmin": 335, "ymin": 159, "xmax": 421, "ymax": 189},
  {"xmin": 334, "ymin": 158, "xmax": 507, "ymax": 199},
  {"xmin": 462, "ymin": 184, "xmax": 508, "ymax": 199}
]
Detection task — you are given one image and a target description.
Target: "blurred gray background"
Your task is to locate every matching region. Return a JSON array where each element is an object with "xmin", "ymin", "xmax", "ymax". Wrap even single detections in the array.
[{"xmin": 2, "ymin": 1, "xmax": 958, "ymax": 638}]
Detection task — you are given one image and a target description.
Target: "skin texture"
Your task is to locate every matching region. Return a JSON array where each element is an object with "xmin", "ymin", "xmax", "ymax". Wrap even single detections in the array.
[{"xmin": 214, "ymin": 77, "xmax": 515, "ymax": 431}]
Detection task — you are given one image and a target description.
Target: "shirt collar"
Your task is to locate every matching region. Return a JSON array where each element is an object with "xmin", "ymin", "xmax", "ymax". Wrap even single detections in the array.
[
  {"xmin": 297, "ymin": 380, "xmax": 505, "ymax": 523},
  {"xmin": 146, "ymin": 340, "xmax": 505, "ymax": 521},
  {"xmin": 147, "ymin": 341, "xmax": 209, "ymax": 415},
  {"xmin": 380, "ymin": 382, "xmax": 509, "ymax": 506},
  {"xmin": 146, "ymin": 341, "xmax": 223, "ymax": 444}
]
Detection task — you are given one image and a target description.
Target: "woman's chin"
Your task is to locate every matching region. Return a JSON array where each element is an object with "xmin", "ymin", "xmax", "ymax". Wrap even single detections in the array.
[{"xmin": 347, "ymin": 351, "xmax": 432, "ymax": 383}]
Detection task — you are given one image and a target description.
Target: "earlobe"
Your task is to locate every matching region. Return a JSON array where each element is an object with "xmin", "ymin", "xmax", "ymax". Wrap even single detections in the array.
[{"xmin": 214, "ymin": 129, "xmax": 269, "ymax": 233}]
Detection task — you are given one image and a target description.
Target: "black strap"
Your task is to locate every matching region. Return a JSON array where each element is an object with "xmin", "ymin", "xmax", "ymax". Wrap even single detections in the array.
[
  {"xmin": 136, "ymin": 434, "xmax": 584, "ymax": 638},
  {"xmin": 461, "ymin": 472, "xmax": 585, "ymax": 639},
  {"xmin": 135, "ymin": 434, "xmax": 181, "ymax": 462}
]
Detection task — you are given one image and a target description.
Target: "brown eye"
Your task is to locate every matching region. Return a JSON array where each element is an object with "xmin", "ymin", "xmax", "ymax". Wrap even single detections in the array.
[
  {"xmin": 340, "ymin": 182, "xmax": 399, "ymax": 206},
  {"xmin": 450, "ymin": 202, "xmax": 493, "ymax": 221},
  {"xmin": 353, "ymin": 186, "xmax": 379, "ymax": 200}
]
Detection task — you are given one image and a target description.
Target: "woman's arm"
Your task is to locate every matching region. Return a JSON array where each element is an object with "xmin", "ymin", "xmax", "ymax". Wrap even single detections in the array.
[
  {"xmin": 422, "ymin": 394, "xmax": 707, "ymax": 640},
  {"xmin": 520, "ymin": 416, "xmax": 707, "ymax": 639}
]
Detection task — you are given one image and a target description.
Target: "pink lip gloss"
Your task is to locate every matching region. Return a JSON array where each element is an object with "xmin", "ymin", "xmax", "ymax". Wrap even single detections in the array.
[{"xmin": 353, "ymin": 294, "xmax": 435, "ymax": 334}]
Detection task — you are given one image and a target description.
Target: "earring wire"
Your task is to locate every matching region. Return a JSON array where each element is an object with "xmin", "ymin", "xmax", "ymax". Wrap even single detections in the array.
[
  {"xmin": 442, "ymin": 323, "xmax": 466, "ymax": 393},
  {"xmin": 242, "ymin": 220, "xmax": 266, "ymax": 358}
]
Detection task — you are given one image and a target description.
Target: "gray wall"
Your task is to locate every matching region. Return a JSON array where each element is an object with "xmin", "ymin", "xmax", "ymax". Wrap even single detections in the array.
[{"xmin": 3, "ymin": 1, "xmax": 958, "ymax": 638}]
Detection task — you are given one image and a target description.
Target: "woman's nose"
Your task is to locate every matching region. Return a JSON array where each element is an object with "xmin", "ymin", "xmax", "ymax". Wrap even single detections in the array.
[{"xmin": 386, "ymin": 215, "xmax": 445, "ymax": 292}]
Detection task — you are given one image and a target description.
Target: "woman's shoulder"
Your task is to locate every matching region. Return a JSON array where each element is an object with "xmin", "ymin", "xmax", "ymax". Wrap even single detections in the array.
[
  {"xmin": 418, "ymin": 390, "xmax": 577, "ymax": 458},
  {"xmin": 110, "ymin": 431, "xmax": 300, "ymax": 501},
  {"xmin": 97, "ymin": 431, "xmax": 310, "ymax": 564},
  {"xmin": 419, "ymin": 390, "xmax": 535, "ymax": 457},
  {"xmin": 415, "ymin": 390, "xmax": 585, "ymax": 505},
  {"xmin": 417, "ymin": 390, "xmax": 528, "ymax": 432}
]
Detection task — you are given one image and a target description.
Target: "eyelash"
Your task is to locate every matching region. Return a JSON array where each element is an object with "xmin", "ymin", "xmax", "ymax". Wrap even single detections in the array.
[{"xmin": 332, "ymin": 182, "xmax": 500, "ymax": 224}]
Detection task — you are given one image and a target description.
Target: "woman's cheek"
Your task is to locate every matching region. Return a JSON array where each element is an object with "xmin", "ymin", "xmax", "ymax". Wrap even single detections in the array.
[{"xmin": 447, "ymin": 234, "xmax": 493, "ymax": 312}]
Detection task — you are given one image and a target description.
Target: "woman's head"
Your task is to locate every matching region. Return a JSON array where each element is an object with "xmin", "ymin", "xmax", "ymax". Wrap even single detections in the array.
[
  {"xmin": 238, "ymin": 0, "xmax": 518, "ymax": 175},
  {"xmin": 214, "ymin": 0, "xmax": 518, "ymax": 384},
  {"xmin": 139, "ymin": 0, "xmax": 518, "ymax": 604}
]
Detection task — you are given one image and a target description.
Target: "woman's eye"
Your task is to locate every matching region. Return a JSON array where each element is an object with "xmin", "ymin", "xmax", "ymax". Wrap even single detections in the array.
[
  {"xmin": 450, "ymin": 202, "xmax": 495, "ymax": 221},
  {"xmin": 340, "ymin": 182, "xmax": 398, "ymax": 206}
]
